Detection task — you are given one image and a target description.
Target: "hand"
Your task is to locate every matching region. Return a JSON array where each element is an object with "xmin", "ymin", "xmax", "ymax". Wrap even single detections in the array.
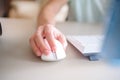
[{"xmin": 29, "ymin": 24, "xmax": 68, "ymax": 56}]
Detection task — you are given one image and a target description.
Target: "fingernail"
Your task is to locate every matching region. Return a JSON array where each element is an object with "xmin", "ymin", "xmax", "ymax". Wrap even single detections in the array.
[{"xmin": 44, "ymin": 50, "xmax": 51, "ymax": 55}]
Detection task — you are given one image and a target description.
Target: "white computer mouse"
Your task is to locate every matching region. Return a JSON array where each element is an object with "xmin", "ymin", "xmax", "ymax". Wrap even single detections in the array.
[{"xmin": 41, "ymin": 39, "xmax": 66, "ymax": 61}]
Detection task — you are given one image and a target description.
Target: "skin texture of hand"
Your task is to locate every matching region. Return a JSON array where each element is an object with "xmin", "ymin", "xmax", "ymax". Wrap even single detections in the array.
[
  {"xmin": 29, "ymin": 24, "xmax": 67, "ymax": 56},
  {"xmin": 30, "ymin": 0, "xmax": 68, "ymax": 56}
]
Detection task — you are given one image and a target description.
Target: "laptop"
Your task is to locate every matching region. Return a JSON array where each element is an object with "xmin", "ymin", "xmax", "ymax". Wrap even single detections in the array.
[
  {"xmin": 67, "ymin": 0, "xmax": 120, "ymax": 62},
  {"xmin": 67, "ymin": 35, "xmax": 103, "ymax": 61}
]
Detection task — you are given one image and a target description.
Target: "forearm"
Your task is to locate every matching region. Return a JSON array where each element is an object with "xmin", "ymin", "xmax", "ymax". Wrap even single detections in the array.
[{"xmin": 37, "ymin": 0, "xmax": 68, "ymax": 26}]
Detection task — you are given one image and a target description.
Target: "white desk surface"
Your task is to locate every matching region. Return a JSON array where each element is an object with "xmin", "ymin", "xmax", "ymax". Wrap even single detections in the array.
[{"xmin": 0, "ymin": 18, "xmax": 120, "ymax": 80}]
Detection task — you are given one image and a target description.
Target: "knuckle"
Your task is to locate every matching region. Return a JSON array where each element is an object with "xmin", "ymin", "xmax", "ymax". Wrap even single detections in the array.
[
  {"xmin": 36, "ymin": 31, "xmax": 41, "ymax": 37},
  {"xmin": 45, "ymin": 30, "xmax": 52, "ymax": 35},
  {"xmin": 46, "ymin": 31, "xmax": 51, "ymax": 35}
]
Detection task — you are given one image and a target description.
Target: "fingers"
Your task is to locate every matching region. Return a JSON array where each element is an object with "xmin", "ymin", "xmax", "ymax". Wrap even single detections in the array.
[
  {"xmin": 35, "ymin": 27, "xmax": 51, "ymax": 55},
  {"xmin": 29, "ymin": 35, "xmax": 42, "ymax": 56},
  {"xmin": 29, "ymin": 26, "xmax": 52, "ymax": 56},
  {"xmin": 44, "ymin": 25, "xmax": 57, "ymax": 52},
  {"xmin": 57, "ymin": 34, "xmax": 68, "ymax": 50},
  {"xmin": 46, "ymin": 35, "xmax": 56, "ymax": 52},
  {"xmin": 44, "ymin": 24, "xmax": 68, "ymax": 51},
  {"xmin": 29, "ymin": 24, "xmax": 68, "ymax": 57}
]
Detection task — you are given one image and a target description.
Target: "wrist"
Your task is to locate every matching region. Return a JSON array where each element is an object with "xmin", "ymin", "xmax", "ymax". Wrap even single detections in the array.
[
  {"xmin": 38, "ymin": 23, "xmax": 55, "ymax": 28},
  {"xmin": 37, "ymin": 14, "xmax": 56, "ymax": 27},
  {"xmin": 37, "ymin": 21, "xmax": 55, "ymax": 27}
]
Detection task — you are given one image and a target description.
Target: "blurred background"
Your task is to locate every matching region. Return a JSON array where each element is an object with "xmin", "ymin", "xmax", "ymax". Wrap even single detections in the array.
[{"xmin": 0, "ymin": 0, "xmax": 110, "ymax": 23}]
